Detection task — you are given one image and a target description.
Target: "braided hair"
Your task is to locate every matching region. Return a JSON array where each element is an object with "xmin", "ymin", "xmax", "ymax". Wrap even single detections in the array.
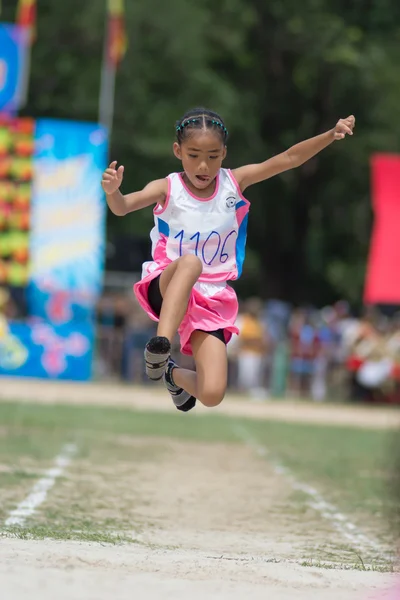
[{"xmin": 175, "ymin": 108, "xmax": 228, "ymax": 145}]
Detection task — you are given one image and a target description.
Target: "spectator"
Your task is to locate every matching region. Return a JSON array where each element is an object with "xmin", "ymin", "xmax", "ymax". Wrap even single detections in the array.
[
  {"xmin": 237, "ymin": 298, "xmax": 269, "ymax": 399},
  {"xmin": 289, "ymin": 308, "xmax": 320, "ymax": 397},
  {"xmin": 311, "ymin": 308, "xmax": 336, "ymax": 401},
  {"xmin": 122, "ymin": 294, "xmax": 156, "ymax": 383}
]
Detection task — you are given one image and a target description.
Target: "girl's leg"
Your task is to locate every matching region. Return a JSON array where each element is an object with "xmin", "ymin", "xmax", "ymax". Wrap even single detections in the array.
[
  {"xmin": 157, "ymin": 255, "xmax": 202, "ymax": 340},
  {"xmin": 172, "ymin": 331, "xmax": 228, "ymax": 407},
  {"xmin": 145, "ymin": 255, "xmax": 202, "ymax": 380}
]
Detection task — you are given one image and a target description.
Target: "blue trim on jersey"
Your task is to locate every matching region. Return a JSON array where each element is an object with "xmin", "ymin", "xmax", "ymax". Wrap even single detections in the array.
[
  {"xmin": 236, "ymin": 200, "xmax": 247, "ymax": 210},
  {"xmin": 158, "ymin": 217, "xmax": 170, "ymax": 237},
  {"xmin": 236, "ymin": 213, "xmax": 249, "ymax": 278}
]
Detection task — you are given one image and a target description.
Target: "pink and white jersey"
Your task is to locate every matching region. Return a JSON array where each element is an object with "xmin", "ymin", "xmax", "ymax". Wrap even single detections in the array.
[{"xmin": 142, "ymin": 169, "xmax": 250, "ymax": 283}]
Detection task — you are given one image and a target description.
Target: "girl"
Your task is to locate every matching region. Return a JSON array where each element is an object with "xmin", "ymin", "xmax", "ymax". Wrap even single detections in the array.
[{"xmin": 102, "ymin": 108, "xmax": 355, "ymax": 412}]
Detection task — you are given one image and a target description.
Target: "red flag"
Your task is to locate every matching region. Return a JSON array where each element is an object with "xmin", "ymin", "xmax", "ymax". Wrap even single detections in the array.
[
  {"xmin": 99, "ymin": 0, "xmax": 127, "ymax": 134},
  {"xmin": 107, "ymin": 0, "xmax": 127, "ymax": 67},
  {"xmin": 364, "ymin": 154, "xmax": 400, "ymax": 304},
  {"xmin": 16, "ymin": 0, "xmax": 37, "ymax": 44}
]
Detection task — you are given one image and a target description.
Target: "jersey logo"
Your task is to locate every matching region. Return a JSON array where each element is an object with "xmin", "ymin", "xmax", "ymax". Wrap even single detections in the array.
[{"xmin": 225, "ymin": 196, "xmax": 236, "ymax": 210}]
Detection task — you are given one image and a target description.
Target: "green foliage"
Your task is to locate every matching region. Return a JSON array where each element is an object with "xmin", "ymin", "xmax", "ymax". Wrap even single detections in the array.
[{"xmin": 2, "ymin": 0, "xmax": 400, "ymax": 305}]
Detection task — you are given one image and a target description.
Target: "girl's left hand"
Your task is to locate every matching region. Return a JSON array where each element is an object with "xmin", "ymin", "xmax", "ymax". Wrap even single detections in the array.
[{"xmin": 333, "ymin": 115, "xmax": 355, "ymax": 140}]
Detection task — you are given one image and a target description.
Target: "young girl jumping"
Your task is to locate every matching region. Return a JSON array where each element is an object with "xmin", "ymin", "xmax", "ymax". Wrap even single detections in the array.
[{"xmin": 102, "ymin": 108, "xmax": 355, "ymax": 412}]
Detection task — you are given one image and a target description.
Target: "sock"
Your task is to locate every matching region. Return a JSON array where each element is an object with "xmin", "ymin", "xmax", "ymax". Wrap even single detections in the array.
[
  {"xmin": 165, "ymin": 364, "xmax": 179, "ymax": 387},
  {"xmin": 165, "ymin": 364, "xmax": 196, "ymax": 410}
]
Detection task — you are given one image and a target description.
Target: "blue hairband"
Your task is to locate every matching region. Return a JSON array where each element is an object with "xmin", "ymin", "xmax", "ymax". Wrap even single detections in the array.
[
  {"xmin": 176, "ymin": 118, "xmax": 228, "ymax": 135},
  {"xmin": 176, "ymin": 118, "xmax": 200, "ymax": 132}
]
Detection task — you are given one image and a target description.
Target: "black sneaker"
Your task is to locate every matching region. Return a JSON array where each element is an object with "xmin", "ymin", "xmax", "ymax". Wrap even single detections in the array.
[
  {"xmin": 164, "ymin": 358, "xmax": 197, "ymax": 412},
  {"xmin": 144, "ymin": 336, "xmax": 171, "ymax": 381}
]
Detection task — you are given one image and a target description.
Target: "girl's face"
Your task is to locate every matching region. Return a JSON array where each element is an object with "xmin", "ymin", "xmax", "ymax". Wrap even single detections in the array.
[{"xmin": 173, "ymin": 130, "xmax": 227, "ymax": 191}]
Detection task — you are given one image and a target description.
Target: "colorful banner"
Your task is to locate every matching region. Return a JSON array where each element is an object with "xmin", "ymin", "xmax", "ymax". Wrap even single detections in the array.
[
  {"xmin": 29, "ymin": 118, "xmax": 108, "ymax": 318},
  {"xmin": 27, "ymin": 285, "xmax": 95, "ymax": 324},
  {"xmin": 0, "ymin": 23, "xmax": 28, "ymax": 114},
  {"xmin": 0, "ymin": 115, "xmax": 34, "ymax": 288},
  {"xmin": 0, "ymin": 319, "xmax": 94, "ymax": 380},
  {"xmin": 364, "ymin": 154, "xmax": 400, "ymax": 304}
]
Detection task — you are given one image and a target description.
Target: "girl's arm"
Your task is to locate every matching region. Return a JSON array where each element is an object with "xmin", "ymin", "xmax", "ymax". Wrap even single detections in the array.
[
  {"xmin": 102, "ymin": 161, "xmax": 168, "ymax": 216},
  {"xmin": 232, "ymin": 116, "xmax": 355, "ymax": 192}
]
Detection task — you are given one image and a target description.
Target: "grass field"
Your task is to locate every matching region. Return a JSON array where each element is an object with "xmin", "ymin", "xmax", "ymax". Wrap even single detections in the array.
[{"xmin": 0, "ymin": 391, "xmax": 399, "ymax": 599}]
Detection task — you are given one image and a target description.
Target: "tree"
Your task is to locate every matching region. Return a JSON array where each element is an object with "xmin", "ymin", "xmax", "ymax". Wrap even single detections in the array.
[
  {"xmin": 2, "ymin": 0, "xmax": 400, "ymax": 306},
  {"xmin": 213, "ymin": 0, "xmax": 400, "ymax": 305}
]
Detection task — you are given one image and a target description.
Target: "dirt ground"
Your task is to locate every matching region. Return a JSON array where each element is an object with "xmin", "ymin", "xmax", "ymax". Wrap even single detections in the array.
[
  {"xmin": 1, "ymin": 376, "xmax": 399, "ymax": 599},
  {"xmin": 57, "ymin": 437, "xmax": 345, "ymax": 558},
  {"xmin": 1, "ymin": 537, "xmax": 398, "ymax": 600}
]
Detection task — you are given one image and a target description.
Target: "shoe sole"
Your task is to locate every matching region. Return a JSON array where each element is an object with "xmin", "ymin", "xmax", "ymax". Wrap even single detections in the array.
[{"xmin": 144, "ymin": 336, "xmax": 171, "ymax": 381}]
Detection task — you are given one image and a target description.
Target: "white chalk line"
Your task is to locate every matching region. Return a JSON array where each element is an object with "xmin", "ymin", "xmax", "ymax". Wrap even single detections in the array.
[
  {"xmin": 233, "ymin": 424, "xmax": 392, "ymax": 561},
  {"xmin": 5, "ymin": 443, "xmax": 78, "ymax": 527}
]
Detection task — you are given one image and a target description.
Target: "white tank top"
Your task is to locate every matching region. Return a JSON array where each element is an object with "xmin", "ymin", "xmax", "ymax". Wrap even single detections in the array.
[{"xmin": 142, "ymin": 168, "xmax": 250, "ymax": 284}]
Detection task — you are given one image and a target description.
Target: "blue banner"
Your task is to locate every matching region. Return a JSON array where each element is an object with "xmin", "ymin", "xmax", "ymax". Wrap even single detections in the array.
[
  {"xmin": 0, "ymin": 24, "xmax": 28, "ymax": 114},
  {"xmin": 0, "ymin": 320, "xmax": 94, "ymax": 381},
  {"xmin": 29, "ymin": 119, "xmax": 108, "ymax": 317},
  {"xmin": 27, "ymin": 286, "xmax": 94, "ymax": 325}
]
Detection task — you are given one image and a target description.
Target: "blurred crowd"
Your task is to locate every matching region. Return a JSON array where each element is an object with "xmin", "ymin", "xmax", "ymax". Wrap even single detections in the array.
[
  {"xmin": 95, "ymin": 292, "xmax": 400, "ymax": 403},
  {"xmin": 3, "ymin": 281, "xmax": 400, "ymax": 403}
]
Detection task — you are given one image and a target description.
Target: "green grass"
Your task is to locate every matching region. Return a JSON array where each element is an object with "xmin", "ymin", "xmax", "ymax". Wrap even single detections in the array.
[
  {"xmin": 0, "ymin": 400, "xmax": 397, "ymax": 566},
  {"xmin": 237, "ymin": 419, "xmax": 396, "ymax": 515},
  {"xmin": 0, "ymin": 402, "xmax": 239, "ymax": 444},
  {"xmin": 2, "ymin": 525, "xmax": 134, "ymax": 545},
  {"xmin": 299, "ymin": 559, "xmax": 395, "ymax": 573},
  {"xmin": 0, "ymin": 401, "xmax": 394, "ymax": 522}
]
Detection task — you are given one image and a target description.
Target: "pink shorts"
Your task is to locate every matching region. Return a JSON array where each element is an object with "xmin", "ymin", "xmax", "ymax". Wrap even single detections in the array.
[{"xmin": 133, "ymin": 268, "xmax": 239, "ymax": 356}]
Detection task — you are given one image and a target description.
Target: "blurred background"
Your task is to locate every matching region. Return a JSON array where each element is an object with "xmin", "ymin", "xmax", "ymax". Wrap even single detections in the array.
[{"xmin": 1, "ymin": 0, "xmax": 400, "ymax": 403}]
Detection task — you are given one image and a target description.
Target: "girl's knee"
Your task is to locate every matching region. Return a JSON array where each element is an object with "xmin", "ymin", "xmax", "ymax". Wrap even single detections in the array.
[
  {"xmin": 177, "ymin": 254, "xmax": 203, "ymax": 277},
  {"xmin": 199, "ymin": 387, "xmax": 226, "ymax": 408}
]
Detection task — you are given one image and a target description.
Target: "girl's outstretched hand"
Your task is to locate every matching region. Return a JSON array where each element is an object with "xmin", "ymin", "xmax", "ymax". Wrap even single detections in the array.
[
  {"xmin": 102, "ymin": 161, "xmax": 124, "ymax": 194},
  {"xmin": 333, "ymin": 115, "xmax": 355, "ymax": 140}
]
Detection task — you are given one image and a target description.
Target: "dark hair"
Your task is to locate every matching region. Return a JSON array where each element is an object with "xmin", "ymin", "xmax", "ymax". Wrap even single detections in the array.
[{"xmin": 175, "ymin": 107, "xmax": 228, "ymax": 144}]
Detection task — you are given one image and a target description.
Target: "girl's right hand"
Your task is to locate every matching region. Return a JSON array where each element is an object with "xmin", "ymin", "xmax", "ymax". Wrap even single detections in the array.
[{"xmin": 101, "ymin": 161, "xmax": 124, "ymax": 194}]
